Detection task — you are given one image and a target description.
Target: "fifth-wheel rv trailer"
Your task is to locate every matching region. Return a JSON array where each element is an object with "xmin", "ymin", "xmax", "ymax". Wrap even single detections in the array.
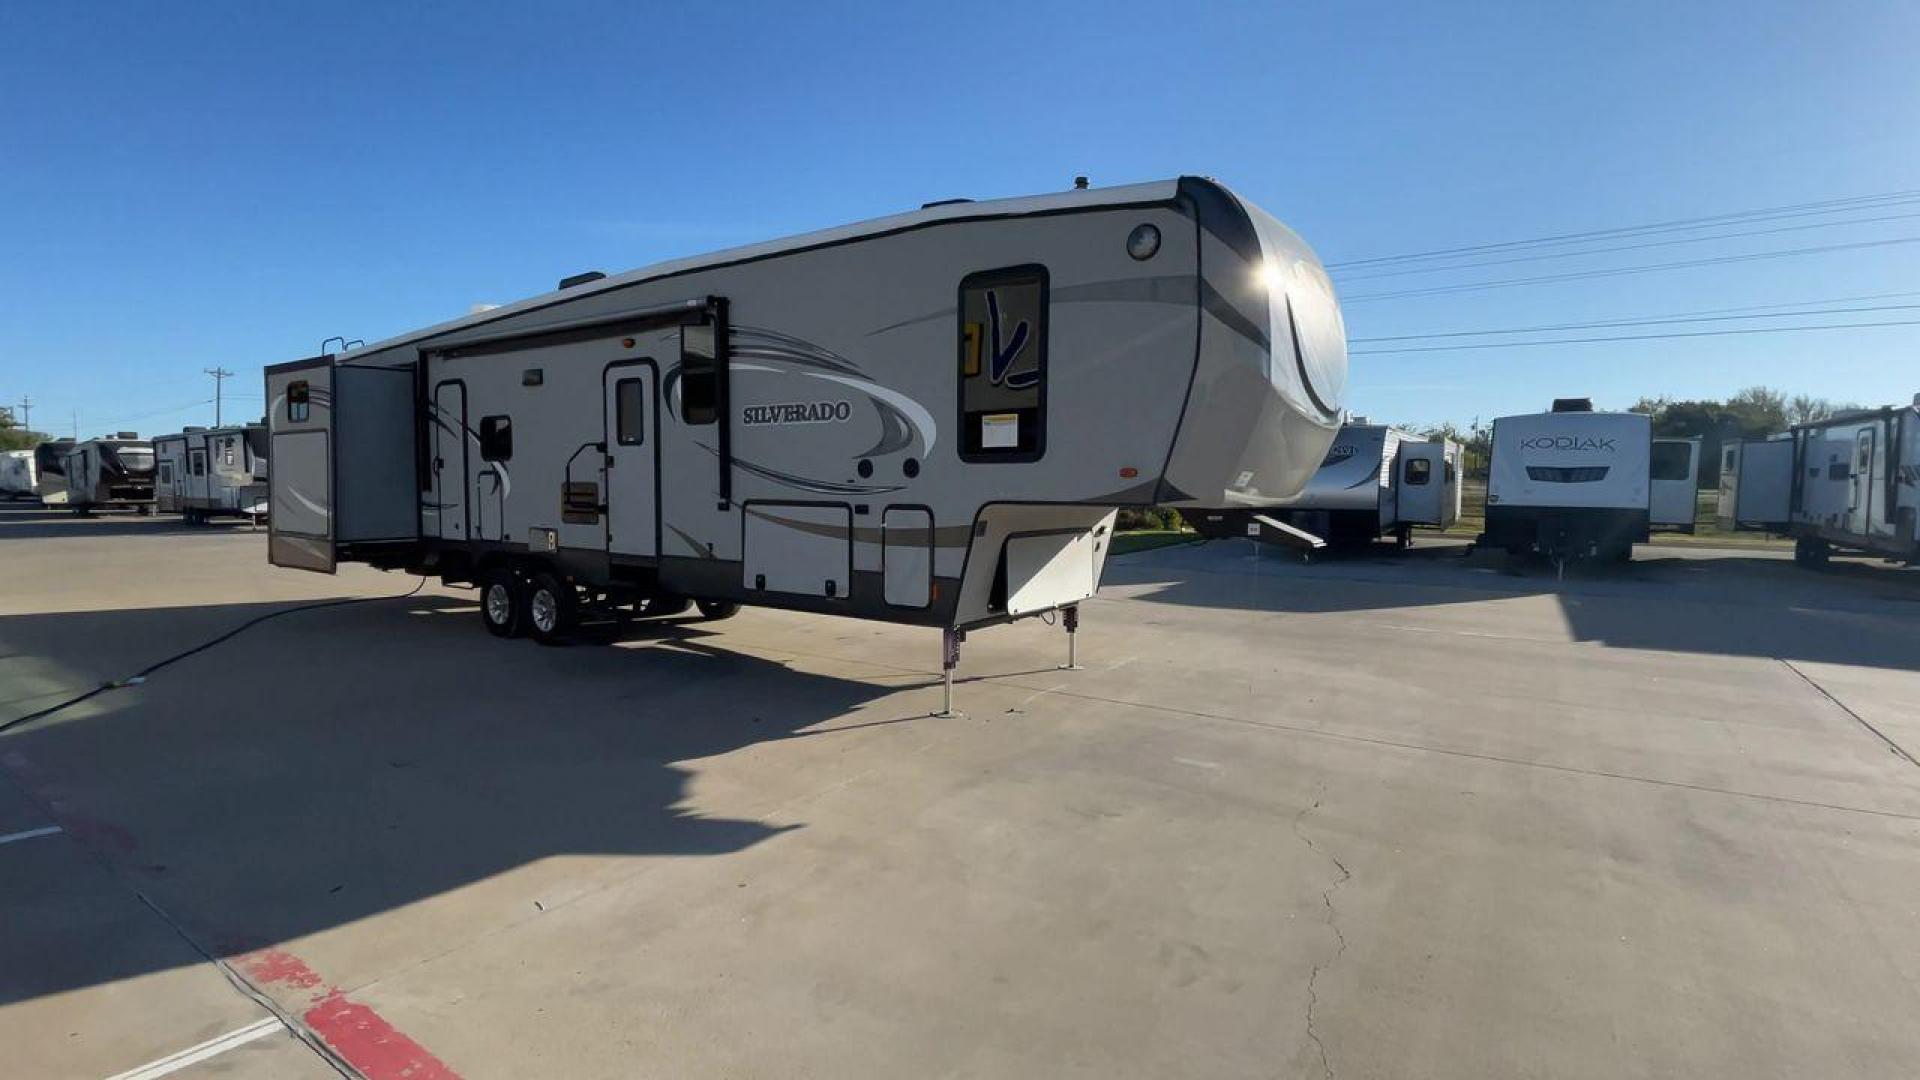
[
  {"xmin": 264, "ymin": 177, "xmax": 1348, "ymax": 709},
  {"xmin": 1785, "ymin": 394, "xmax": 1920, "ymax": 568},
  {"xmin": 1480, "ymin": 399, "xmax": 1653, "ymax": 564},
  {"xmin": 1182, "ymin": 422, "xmax": 1461, "ymax": 550},
  {"xmin": 1, "ymin": 450, "xmax": 34, "ymax": 500},
  {"xmin": 62, "ymin": 437, "xmax": 156, "ymax": 515},
  {"xmin": 1715, "ymin": 436, "xmax": 1794, "ymax": 533},
  {"xmin": 155, "ymin": 424, "xmax": 269, "ymax": 523},
  {"xmin": 33, "ymin": 439, "xmax": 74, "ymax": 505}
]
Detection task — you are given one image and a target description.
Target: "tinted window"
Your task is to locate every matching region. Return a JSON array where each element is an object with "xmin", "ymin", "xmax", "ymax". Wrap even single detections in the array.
[
  {"xmin": 479, "ymin": 415, "xmax": 512, "ymax": 462},
  {"xmin": 287, "ymin": 381, "xmax": 309, "ymax": 423},
  {"xmin": 1650, "ymin": 441, "xmax": 1692, "ymax": 481},
  {"xmin": 190, "ymin": 450, "xmax": 206, "ymax": 477},
  {"xmin": 616, "ymin": 379, "xmax": 645, "ymax": 445},
  {"xmin": 1404, "ymin": 457, "xmax": 1431, "ymax": 485},
  {"xmin": 958, "ymin": 265, "xmax": 1047, "ymax": 461},
  {"xmin": 681, "ymin": 325, "xmax": 717, "ymax": 424}
]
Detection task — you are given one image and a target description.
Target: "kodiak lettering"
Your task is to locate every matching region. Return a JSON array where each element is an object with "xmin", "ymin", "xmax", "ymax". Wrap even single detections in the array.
[
  {"xmin": 741, "ymin": 401, "xmax": 853, "ymax": 426},
  {"xmin": 1520, "ymin": 436, "xmax": 1616, "ymax": 451}
]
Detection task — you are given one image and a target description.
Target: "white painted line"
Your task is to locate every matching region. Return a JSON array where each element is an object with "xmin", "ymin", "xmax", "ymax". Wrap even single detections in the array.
[
  {"xmin": 0, "ymin": 824, "xmax": 62, "ymax": 846},
  {"xmin": 103, "ymin": 1017, "xmax": 284, "ymax": 1080}
]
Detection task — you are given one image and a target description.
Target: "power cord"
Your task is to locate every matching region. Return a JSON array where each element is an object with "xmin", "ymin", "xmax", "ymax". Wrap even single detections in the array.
[{"xmin": 0, "ymin": 577, "xmax": 428, "ymax": 735}]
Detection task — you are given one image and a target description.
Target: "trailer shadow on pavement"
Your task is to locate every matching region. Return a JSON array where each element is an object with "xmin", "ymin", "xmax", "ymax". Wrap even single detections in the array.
[
  {"xmin": 0, "ymin": 590, "xmax": 913, "ymax": 1008},
  {"xmin": 1111, "ymin": 539, "xmax": 1920, "ymax": 672}
]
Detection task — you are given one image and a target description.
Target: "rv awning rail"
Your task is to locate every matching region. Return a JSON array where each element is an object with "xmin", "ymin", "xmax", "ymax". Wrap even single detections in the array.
[{"xmin": 427, "ymin": 298, "xmax": 712, "ymax": 357}]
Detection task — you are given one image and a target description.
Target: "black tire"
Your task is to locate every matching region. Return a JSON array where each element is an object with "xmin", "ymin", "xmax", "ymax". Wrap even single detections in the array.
[
  {"xmin": 695, "ymin": 599, "xmax": 740, "ymax": 621},
  {"xmin": 480, "ymin": 568, "xmax": 526, "ymax": 638},
  {"xmin": 1394, "ymin": 525, "xmax": 1413, "ymax": 550},
  {"xmin": 524, "ymin": 571, "xmax": 578, "ymax": 645},
  {"xmin": 1794, "ymin": 536, "xmax": 1830, "ymax": 568}
]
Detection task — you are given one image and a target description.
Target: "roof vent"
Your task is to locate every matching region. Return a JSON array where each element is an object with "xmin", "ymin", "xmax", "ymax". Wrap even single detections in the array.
[
  {"xmin": 183, "ymin": 426, "xmax": 206, "ymax": 432},
  {"xmin": 1349, "ymin": 415, "xmax": 1370, "ymax": 426},
  {"xmin": 558, "ymin": 271, "xmax": 606, "ymax": 290},
  {"xmin": 116, "ymin": 431, "xmax": 139, "ymax": 439},
  {"xmin": 1073, "ymin": 175, "xmax": 1090, "ymax": 190},
  {"xmin": 1551, "ymin": 397, "xmax": 1594, "ymax": 413}
]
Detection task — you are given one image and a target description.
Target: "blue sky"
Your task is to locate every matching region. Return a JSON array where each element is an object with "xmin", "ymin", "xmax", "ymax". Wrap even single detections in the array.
[{"xmin": 2, "ymin": 1, "xmax": 1916, "ymax": 437}]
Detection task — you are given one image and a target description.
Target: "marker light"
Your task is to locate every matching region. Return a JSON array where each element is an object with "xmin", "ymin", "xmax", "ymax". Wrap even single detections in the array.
[{"xmin": 1126, "ymin": 223, "xmax": 1161, "ymax": 261}]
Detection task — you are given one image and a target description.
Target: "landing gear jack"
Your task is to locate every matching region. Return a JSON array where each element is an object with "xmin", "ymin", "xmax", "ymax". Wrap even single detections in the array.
[
  {"xmin": 935, "ymin": 627, "xmax": 966, "ymax": 719},
  {"xmin": 1059, "ymin": 604, "xmax": 1082, "ymax": 670}
]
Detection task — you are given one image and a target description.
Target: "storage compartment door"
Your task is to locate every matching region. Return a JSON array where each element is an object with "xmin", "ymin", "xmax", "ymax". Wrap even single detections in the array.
[
  {"xmin": 266, "ymin": 358, "xmax": 335, "ymax": 572},
  {"xmin": 883, "ymin": 507, "xmax": 933, "ymax": 608},
  {"xmin": 744, "ymin": 503, "xmax": 852, "ymax": 599},
  {"xmin": 1003, "ymin": 531, "xmax": 1099, "ymax": 616}
]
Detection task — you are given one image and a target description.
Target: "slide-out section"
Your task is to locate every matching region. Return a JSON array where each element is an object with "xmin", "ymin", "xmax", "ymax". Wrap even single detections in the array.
[{"xmin": 265, "ymin": 358, "xmax": 418, "ymax": 573}]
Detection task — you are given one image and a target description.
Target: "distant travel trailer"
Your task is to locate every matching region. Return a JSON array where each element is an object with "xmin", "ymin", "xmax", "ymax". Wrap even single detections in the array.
[
  {"xmin": 1184, "ymin": 422, "xmax": 1461, "ymax": 551},
  {"xmin": 0, "ymin": 450, "xmax": 34, "ymax": 500},
  {"xmin": 1785, "ymin": 394, "xmax": 1919, "ymax": 568},
  {"xmin": 1479, "ymin": 398, "xmax": 1670, "ymax": 564},
  {"xmin": 261, "ymin": 177, "xmax": 1347, "ymax": 702},
  {"xmin": 62, "ymin": 437, "xmax": 156, "ymax": 515},
  {"xmin": 33, "ymin": 438, "xmax": 74, "ymax": 505},
  {"xmin": 155, "ymin": 423, "xmax": 269, "ymax": 524},
  {"xmin": 1715, "ymin": 436, "xmax": 1794, "ymax": 533}
]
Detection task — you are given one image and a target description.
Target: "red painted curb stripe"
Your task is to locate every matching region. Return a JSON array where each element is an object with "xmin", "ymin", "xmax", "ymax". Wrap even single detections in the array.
[{"xmin": 235, "ymin": 949, "xmax": 460, "ymax": 1080}]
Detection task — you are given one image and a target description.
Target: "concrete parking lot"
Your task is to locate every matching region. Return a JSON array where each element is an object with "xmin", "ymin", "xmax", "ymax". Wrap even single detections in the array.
[{"xmin": 4, "ymin": 506, "xmax": 1919, "ymax": 1079}]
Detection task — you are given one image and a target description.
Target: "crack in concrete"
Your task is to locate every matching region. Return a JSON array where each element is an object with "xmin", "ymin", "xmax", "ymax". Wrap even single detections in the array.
[{"xmin": 1293, "ymin": 797, "xmax": 1351, "ymax": 1080}]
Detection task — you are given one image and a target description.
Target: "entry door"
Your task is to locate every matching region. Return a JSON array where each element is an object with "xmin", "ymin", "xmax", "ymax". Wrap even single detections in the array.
[
  {"xmin": 433, "ymin": 381, "xmax": 469, "ymax": 541},
  {"xmin": 1396, "ymin": 444, "xmax": 1444, "ymax": 525},
  {"xmin": 603, "ymin": 364, "xmax": 658, "ymax": 557},
  {"xmin": 1850, "ymin": 426, "xmax": 1875, "ymax": 533}
]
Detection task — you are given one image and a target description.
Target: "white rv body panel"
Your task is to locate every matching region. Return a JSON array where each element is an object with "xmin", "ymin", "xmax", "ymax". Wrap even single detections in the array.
[
  {"xmin": 154, "ymin": 425, "xmax": 269, "ymax": 520},
  {"xmin": 1396, "ymin": 439, "xmax": 1462, "ymax": 528},
  {"xmin": 0, "ymin": 450, "xmax": 34, "ymax": 499},
  {"xmin": 1649, "ymin": 436, "xmax": 1702, "ymax": 532},
  {"xmin": 1482, "ymin": 409, "xmax": 1651, "ymax": 561},
  {"xmin": 1715, "ymin": 437, "xmax": 1793, "ymax": 531},
  {"xmin": 265, "ymin": 178, "xmax": 1343, "ymax": 632},
  {"xmin": 1789, "ymin": 399, "xmax": 1919, "ymax": 562}
]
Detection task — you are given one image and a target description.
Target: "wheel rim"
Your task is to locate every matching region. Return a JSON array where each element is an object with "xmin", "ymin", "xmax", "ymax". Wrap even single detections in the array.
[
  {"xmin": 531, "ymin": 589, "xmax": 557, "ymax": 633},
  {"xmin": 485, "ymin": 583, "xmax": 512, "ymax": 625}
]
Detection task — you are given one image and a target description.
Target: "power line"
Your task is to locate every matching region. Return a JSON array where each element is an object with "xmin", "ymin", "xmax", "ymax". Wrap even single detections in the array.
[
  {"xmin": 1333, "ymin": 209, "xmax": 1920, "ymax": 282},
  {"xmin": 1350, "ymin": 302, "xmax": 1920, "ymax": 343},
  {"xmin": 1341, "ymin": 235, "xmax": 1920, "ymax": 303},
  {"xmin": 1326, "ymin": 187, "xmax": 1920, "ymax": 269},
  {"xmin": 1349, "ymin": 318, "xmax": 1920, "ymax": 356}
]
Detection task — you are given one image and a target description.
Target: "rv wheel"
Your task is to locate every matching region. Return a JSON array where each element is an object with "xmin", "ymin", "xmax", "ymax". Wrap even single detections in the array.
[
  {"xmin": 1394, "ymin": 525, "xmax": 1413, "ymax": 550},
  {"xmin": 525, "ymin": 572, "xmax": 578, "ymax": 645},
  {"xmin": 695, "ymin": 599, "xmax": 740, "ymax": 621},
  {"xmin": 480, "ymin": 568, "xmax": 527, "ymax": 638},
  {"xmin": 641, "ymin": 596, "xmax": 692, "ymax": 618},
  {"xmin": 1793, "ymin": 537, "xmax": 1830, "ymax": 568}
]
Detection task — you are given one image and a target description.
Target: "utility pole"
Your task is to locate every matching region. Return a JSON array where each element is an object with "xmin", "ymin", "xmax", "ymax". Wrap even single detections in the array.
[
  {"xmin": 13, "ymin": 396, "xmax": 28, "ymax": 432},
  {"xmin": 204, "ymin": 367, "xmax": 234, "ymax": 426}
]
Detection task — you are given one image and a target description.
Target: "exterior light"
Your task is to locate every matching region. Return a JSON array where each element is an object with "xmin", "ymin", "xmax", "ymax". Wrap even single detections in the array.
[{"xmin": 1126, "ymin": 224, "xmax": 1161, "ymax": 261}]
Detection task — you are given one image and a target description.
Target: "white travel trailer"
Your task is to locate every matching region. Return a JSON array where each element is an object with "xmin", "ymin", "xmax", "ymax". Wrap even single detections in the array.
[
  {"xmin": 263, "ymin": 178, "xmax": 1348, "ymax": 699},
  {"xmin": 63, "ymin": 436, "xmax": 156, "ymax": 515},
  {"xmin": 1182, "ymin": 422, "xmax": 1460, "ymax": 549},
  {"xmin": 1714, "ymin": 436, "xmax": 1794, "ymax": 532},
  {"xmin": 33, "ymin": 439, "xmax": 74, "ymax": 505},
  {"xmin": 1649, "ymin": 436, "xmax": 1703, "ymax": 532},
  {"xmin": 155, "ymin": 424, "xmax": 269, "ymax": 523},
  {"xmin": 1786, "ymin": 395, "xmax": 1920, "ymax": 567},
  {"xmin": 0, "ymin": 450, "xmax": 34, "ymax": 500},
  {"xmin": 1480, "ymin": 399, "xmax": 1651, "ymax": 563}
]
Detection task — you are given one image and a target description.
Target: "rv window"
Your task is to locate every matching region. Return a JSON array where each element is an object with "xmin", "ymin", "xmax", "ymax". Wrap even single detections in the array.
[
  {"xmin": 287, "ymin": 381, "xmax": 310, "ymax": 423},
  {"xmin": 222, "ymin": 438, "xmax": 235, "ymax": 467},
  {"xmin": 615, "ymin": 379, "xmax": 645, "ymax": 445},
  {"xmin": 1829, "ymin": 460, "xmax": 1850, "ymax": 481},
  {"xmin": 479, "ymin": 415, "xmax": 513, "ymax": 462},
  {"xmin": 681, "ymin": 325, "xmax": 717, "ymax": 425},
  {"xmin": 1650, "ymin": 441, "xmax": 1693, "ymax": 481},
  {"xmin": 1723, "ymin": 447, "xmax": 1737, "ymax": 471},
  {"xmin": 190, "ymin": 450, "xmax": 206, "ymax": 477},
  {"xmin": 158, "ymin": 462, "xmax": 173, "ymax": 484},
  {"xmin": 1404, "ymin": 457, "xmax": 1431, "ymax": 485},
  {"xmin": 958, "ymin": 265, "xmax": 1048, "ymax": 461}
]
